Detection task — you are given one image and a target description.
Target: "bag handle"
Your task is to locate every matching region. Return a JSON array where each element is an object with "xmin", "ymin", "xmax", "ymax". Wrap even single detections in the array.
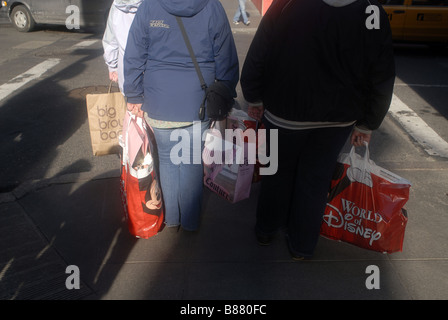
[
  {"xmin": 349, "ymin": 141, "xmax": 370, "ymax": 165},
  {"xmin": 107, "ymin": 80, "xmax": 120, "ymax": 94},
  {"xmin": 175, "ymin": 16, "xmax": 207, "ymax": 120},
  {"xmin": 348, "ymin": 142, "xmax": 373, "ymax": 187},
  {"xmin": 120, "ymin": 111, "xmax": 134, "ymax": 167},
  {"xmin": 121, "ymin": 111, "xmax": 149, "ymax": 166}
]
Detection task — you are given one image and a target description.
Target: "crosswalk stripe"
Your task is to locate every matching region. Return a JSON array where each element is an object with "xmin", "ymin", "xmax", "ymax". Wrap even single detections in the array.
[
  {"xmin": 389, "ymin": 94, "xmax": 448, "ymax": 158},
  {"xmin": 0, "ymin": 40, "xmax": 96, "ymax": 104},
  {"xmin": 67, "ymin": 39, "xmax": 99, "ymax": 50},
  {"xmin": 0, "ymin": 58, "xmax": 61, "ymax": 103}
]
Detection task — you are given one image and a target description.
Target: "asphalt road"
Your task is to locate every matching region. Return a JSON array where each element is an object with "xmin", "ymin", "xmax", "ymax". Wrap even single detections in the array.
[{"xmin": 0, "ymin": 21, "xmax": 119, "ymax": 190}]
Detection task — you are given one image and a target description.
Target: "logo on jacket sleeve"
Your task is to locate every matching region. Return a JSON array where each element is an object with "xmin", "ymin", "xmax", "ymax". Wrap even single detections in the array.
[{"xmin": 150, "ymin": 20, "xmax": 170, "ymax": 29}]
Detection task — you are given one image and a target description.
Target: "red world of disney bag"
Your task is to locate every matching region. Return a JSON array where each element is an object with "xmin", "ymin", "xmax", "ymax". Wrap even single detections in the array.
[
  {"xmin": 119, "ymin": 111, "xmax": 164, "ymax": 239},
  {"xmin": 321, "ymin": 143, "xmax": 411, "ymax": 253}
]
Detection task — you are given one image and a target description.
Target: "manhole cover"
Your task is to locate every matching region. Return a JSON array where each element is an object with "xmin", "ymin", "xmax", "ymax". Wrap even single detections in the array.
[{"xmin": 68, "ymin": 85, "xmax": 121, "ymax": 100}]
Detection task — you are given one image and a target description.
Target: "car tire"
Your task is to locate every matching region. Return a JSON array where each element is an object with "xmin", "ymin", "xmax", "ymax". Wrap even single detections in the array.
[{"xmin": 11, "ymin": 5, "xmax": 35, "ymax": 32}]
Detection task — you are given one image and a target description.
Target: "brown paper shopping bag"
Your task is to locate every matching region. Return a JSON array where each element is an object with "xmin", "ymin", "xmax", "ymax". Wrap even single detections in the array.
[{"xmin": 86, "ymin": 83, "xmax": 126, "ymax": 156}]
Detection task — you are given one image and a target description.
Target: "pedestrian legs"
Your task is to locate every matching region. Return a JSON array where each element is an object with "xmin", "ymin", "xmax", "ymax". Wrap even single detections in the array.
[
  {"xmin": 233, "ymin": 0, "xmax": 249, "ymax": 25},
  {"xmin": 255, "ymin": 121, "xmax": 352, "ymax": 258},
  {"xmin": 151, "ymin": 121, "xmax": 209, "ymax": 231}
]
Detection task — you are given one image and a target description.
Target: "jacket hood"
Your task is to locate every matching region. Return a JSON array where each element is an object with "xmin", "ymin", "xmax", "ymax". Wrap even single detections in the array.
[
  {"xmin": 158, "ymin": 0, "xmax": 210, "ymax": 17},
  {"xmin": 322, "ymin": 0, "xmax": 358, "ymax": 7},
  {"xmin": 114, "ymin": 0, "xmax": 143, "ymax": 13}
]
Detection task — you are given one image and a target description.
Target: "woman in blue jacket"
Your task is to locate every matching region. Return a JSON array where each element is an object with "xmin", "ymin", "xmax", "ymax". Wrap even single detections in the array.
[{"xmin": 124, "ymin": 0, "xmax": 239, "ymax": 231}]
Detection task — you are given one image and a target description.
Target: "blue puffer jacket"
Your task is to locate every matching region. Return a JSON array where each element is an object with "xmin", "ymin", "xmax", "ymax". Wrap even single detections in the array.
[{"xmin": 123, "ymin": 0, "xmax": 239, "ymax": 122}]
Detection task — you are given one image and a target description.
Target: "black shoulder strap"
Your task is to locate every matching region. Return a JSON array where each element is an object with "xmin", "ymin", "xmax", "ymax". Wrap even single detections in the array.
[
  {"xmin": 175, "ymin": 16, "xmax": 207, "ymax": 91},
  {"xmin": 175, "ymin": 16, "xmax": 207, "ymax": 120}
]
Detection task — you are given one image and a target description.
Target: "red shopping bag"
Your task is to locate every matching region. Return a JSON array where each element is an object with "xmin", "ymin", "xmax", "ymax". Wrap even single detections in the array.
[
  {"xmin": 321, "ymin": 144, "xmax": 411, "ymax": 253},
  {"xmin": 119, "ymin": 112, "xmax": 164, "ymax": 238}
]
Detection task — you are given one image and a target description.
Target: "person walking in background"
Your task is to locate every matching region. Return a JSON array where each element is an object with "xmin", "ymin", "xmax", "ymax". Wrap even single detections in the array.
[
  {"xmin": 102, "ymin": 0, "xmax": 143, "ymax": 92},
  {"xmin": 123, "ymin": 0, "xmax": 239, "ymax": 231},
  {"xmin": 233, "ymin": 0, "xmax": 250, "ymax": 25},
  {"xmin": 241, "ymin": 0, "xmax": 395, "ymax": 259}
]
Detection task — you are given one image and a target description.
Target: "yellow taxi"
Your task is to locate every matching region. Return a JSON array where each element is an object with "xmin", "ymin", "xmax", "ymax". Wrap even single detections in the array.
[{"xmin": 380, "ymin": 0, "xmax": 448, "ymax": 44}]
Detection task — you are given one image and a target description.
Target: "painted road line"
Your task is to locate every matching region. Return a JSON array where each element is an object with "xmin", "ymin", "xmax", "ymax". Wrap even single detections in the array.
[
  {"xmin": 0, "ymin": 58, "xmax": 61, "ymax": 103},
  {"xmin": 67, "ymin": 39, "xmax": 99, "ymax": 50},
  {"xmin": 12, "ymin": 40, "xmax": 56, "ymax": 50},
  {"xmin": 389, "ymin": 93, "xmax": 448, "ymax": 158},
  {"xmin": 394, "ymin": 83, "xmax": 448, "ymax": 88}
]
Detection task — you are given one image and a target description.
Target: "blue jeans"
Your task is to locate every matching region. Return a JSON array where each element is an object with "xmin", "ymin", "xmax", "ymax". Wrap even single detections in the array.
[
  {"xmin": 233, "ymin": 0, "xmax": 249, "ymax": 24},
  {"xmin": 151, "ymin": 121, "xmax": 210, "ymax": 231}
]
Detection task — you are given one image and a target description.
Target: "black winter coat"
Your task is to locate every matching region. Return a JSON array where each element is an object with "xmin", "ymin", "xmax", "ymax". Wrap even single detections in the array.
[{"xmin": 241, "ymin": 0, "xmax": 395, "ymax": 130}]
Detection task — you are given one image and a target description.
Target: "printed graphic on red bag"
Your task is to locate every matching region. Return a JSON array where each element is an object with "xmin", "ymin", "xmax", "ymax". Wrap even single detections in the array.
[
  {"xmin": 321, "ymin": 147, "xmax": 411, "ymax": 254},
  {"xmin": 119, "ymin": 112, "xmax": 164, "ymax": 239}
]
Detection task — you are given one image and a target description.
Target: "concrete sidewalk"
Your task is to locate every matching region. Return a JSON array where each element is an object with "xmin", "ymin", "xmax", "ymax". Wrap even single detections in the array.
[{"xmin": 1, "ymin": 0, "xmax": 447, "ymax": 303}]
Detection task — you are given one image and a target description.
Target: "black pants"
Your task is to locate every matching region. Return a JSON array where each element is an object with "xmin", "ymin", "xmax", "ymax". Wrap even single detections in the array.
[{"xmin": 255, "ymin": 119, "xmax": 353, "ymax": 257}]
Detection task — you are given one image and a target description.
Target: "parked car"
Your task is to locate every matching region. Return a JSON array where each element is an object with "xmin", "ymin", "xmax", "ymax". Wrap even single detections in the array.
[
  {"xmin": 380, "ymin": 0, "xmax": 448, "ymax": 44},
  {"xmin": 1, "ymin": 0, "xmax": 112, "ymax": 32}
]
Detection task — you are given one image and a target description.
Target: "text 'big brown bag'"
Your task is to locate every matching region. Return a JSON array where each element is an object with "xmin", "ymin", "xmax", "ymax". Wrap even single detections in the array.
[{"xmin": 86, "ymin": 82, "xmax": 126, "ymax": 156}]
